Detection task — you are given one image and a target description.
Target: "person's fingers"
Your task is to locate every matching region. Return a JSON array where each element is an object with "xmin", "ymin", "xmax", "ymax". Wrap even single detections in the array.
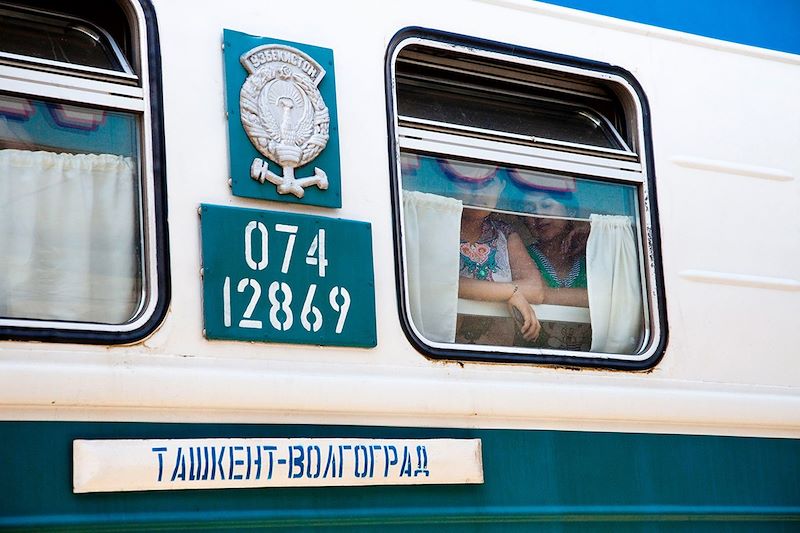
[
  {"xmin": 524, "ymin": 319, "xmax": 540, "ymax": 341},
  {"xmin": 523, "ymin": 309, "xmax": 541, "ymax": 341},
  {"xmin": 515, "ymin": 303, "xmax": 530, "ymax": 333},
  {"xmin": 531, "ymin": 318, "xmax": 541, "ymax": 339},
  {"xmin": 521, "ymin": 304, "xmax": 537, "ymax": 337}
]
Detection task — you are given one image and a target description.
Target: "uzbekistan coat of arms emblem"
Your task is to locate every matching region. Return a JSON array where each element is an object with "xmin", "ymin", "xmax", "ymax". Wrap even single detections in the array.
[{"xmin": 239, "ymin": 44, "xmax": 330, "ymax": 198}]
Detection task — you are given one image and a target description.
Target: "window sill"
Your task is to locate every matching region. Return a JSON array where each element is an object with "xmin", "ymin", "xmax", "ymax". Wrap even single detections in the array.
[{"xmin": 457, "ymin": 298, "xmax": 590, "ymax": 324}]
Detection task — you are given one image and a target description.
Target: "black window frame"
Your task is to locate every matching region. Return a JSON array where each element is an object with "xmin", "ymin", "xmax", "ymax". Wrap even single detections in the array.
[
  {"xmin": 386, "ymin": 27, "xmax": 667, "ymax": 370},
  {"xmin": 0, "ymin": 0, "xmax": 169, "ymax": 344}
]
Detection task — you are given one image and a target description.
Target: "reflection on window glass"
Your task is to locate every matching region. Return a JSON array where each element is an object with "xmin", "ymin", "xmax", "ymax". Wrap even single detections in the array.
[
  {"xmin": 400, "ymin": 153, "xmax": 637, "ymax": 218},
  {"xmin": 0, "ymin": 6, "xmax": 129, "ymax": 72},
  {"xmin": 0, "ymin": 94, "xmax": 142, "ymax": 324},
  {"xmin": 401, "ymin": 152, "xmax": 644, "ymax": 354},
  {"xmin": 397, "ymin": 81, "xmax": 624, "ymax": 150}
]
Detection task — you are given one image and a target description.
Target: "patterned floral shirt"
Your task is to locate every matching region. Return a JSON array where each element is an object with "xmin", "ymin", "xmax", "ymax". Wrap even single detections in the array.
[{"xmin": 459, "ymin": 219, "xmax": 513, "ymax": 282}]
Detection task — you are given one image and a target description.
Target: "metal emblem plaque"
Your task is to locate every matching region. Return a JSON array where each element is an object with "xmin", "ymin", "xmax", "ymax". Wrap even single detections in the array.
[{"xmin": 224, "ymin": 30, "xmax": 341, "ymax": 207}]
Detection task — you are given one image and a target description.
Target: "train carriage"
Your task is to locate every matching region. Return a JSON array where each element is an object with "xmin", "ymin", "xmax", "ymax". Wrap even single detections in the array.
[{"xmin": 0, "ymin": 0, "xmax": 798, "ymax": 530}]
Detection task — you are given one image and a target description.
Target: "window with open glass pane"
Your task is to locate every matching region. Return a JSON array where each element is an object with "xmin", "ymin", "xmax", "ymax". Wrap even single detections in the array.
[
  {"xmin": 0, "ymin": 1, "xmax": 165, "ymax": 342},
  {"xmin": 391, "ymin": 36, "xmax": 661, "ymax": 364}
]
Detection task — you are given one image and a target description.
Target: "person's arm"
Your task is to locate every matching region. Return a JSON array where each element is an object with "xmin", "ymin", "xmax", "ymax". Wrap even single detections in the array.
[
  {"xmin": 560, "ymin": 222, "xmax": 589, "ymax": 261},
  {"xmin": 457, "ymin": 278, "xmax": 517, "ymax": 302},
  {"xmin": 543, "ymin": 287, "xmax": 589, "ymax": 307},
  {"xmin": 509, "ymin": 228, "xmax": 589, "ymax": 307},
  {"xmin": 507, "ymin": 232, "xmax": 545, "ymax": 304},
  {"xmin": 506, "ymin": 231, "xmax": 543, "ymax": 340},
  {"xmin": 507, "ymin": 288, "xmax": 541, "ymax": 341},
  {"xmin": 457, "ymin": 278, "xmax": 541, "ymax": 341}
]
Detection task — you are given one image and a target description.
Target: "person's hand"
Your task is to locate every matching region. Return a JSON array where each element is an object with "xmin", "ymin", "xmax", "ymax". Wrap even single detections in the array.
[
  {"xmin": 560, "ymin": 223, "xmax": 590, "ymax": 259},
  {"xmin": 507, "ymin": 290, "xmax": 541, "ymax": 341}
]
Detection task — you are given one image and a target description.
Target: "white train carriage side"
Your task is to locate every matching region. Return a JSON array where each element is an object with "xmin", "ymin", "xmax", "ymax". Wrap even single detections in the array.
[{"xmin": 0, "ymin": 0, "xmax": 798, "ymax": 530}]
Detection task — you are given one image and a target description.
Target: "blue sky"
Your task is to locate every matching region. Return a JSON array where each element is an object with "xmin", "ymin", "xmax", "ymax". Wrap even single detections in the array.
[{"xmin": 538, "ymin": 0, "xmax": 800, "ymax": 54}]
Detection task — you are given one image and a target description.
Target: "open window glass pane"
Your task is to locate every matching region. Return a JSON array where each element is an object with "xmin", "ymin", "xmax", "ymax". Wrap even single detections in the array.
[
  {"xmin": 397, "ymin": 79, "xmax": 625, "ymax": 151},
  {"xmin": 400, "ymin": 151, "xmax": 644, "ymax": 354},
  {"xmin": 0, "ymin": 94, "xmax": 143, "ymax": 324},
  {"xmin": 0, "ymin": 6, "xmax": 130, "ymax": 73}
]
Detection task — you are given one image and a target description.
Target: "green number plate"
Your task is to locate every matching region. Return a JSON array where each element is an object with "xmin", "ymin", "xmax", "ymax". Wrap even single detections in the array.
[{"xmin": 200, "ymin": 204, "xmax": 376, "ymax": 347}]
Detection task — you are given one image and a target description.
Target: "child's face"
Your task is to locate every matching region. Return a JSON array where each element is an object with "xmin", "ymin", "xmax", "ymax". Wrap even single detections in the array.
[
  {"xmin": 527, "ymin": 192, "xmax": 569, "ymax": 217},
  {"xmin": 440, "ymin": 159, "xmax": 505, "ymax": 210},
  {"xmin": 452, "ymin": 177, "xmax": 504, "ymax": 210}
]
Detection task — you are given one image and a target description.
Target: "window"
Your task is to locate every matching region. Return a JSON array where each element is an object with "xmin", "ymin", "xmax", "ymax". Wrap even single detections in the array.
[
  {"xmin": 387, "ymin": 30, "xmax": 665, "ymax": 368},
  {"xmin": 0, "ymin": 1, "xmax": 167, "ymax": 343}
]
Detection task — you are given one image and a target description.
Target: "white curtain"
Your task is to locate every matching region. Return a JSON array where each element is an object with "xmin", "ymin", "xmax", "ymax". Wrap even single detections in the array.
[
  {"xmin": 0, "ymin": 149, "xmax": 139, "ymax": 324},
  {"xmin": 586, "ymin": 214, "xmax": 643, "ymax": 353},
  {"xmin": 402, "ymin": 191, "xmax": 462, "ymax": 343}
]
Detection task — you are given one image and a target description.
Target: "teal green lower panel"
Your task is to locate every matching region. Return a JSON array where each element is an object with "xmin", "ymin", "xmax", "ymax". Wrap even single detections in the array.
[{"xmin": 1, "ymin": 422, "xmax": 798, "ymax": 531}]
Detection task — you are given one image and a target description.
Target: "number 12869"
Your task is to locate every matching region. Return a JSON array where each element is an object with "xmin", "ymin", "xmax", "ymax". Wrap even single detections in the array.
[{"xmin": 222, "ymin": 221, "xmax": 350, "ymax": 335}]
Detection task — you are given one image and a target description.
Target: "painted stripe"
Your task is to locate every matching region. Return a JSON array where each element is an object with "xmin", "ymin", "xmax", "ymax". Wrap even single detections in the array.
[
  {"xmin": 1, "ymin": 422, "xmax": 798, "ymax": 530},
  {"xmin": 3, "ymin": 507, "xmax": 800, "ymax": 530},
  {"xmin": 681, "ymin": 270, "xmax": 800, "ymax": 292},
  {"xmin": 671, "ymin": 156, "xmax": 795, "ymax": 183},
  {"xmin": 536, "ymin": 0, "xmax": 800, "ymax": 55}
]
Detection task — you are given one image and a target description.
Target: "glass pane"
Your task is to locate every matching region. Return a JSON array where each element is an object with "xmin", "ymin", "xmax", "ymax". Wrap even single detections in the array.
[
  {"xmin": 0, "ymin": 94, "xmax": 143, "ymax": 324},
  {"xmin": 397, "ymin": 81, "xmax": 624, "ymax": 150},
  {"xmin": 0, "ymin": 7, "xmax": 127, "ymax": 72},
  {"xmin": 401, "ymin": 153, "xmax": 637, "ymax": 218},
  {"xmin": 400, "ymin": 152, "xmax": 644, "ymax": 354}
]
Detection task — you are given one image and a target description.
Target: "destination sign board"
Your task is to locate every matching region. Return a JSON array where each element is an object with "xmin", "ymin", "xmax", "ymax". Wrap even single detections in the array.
[{"xmin": 73, "ymin": 438, "xmax": 484, "ymax": 493}]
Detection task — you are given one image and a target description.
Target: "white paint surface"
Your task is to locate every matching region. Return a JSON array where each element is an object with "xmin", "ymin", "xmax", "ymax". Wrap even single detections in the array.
[{"xmin": 0, "ymin": 0, "xmax": 798, "ymax": 439}]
